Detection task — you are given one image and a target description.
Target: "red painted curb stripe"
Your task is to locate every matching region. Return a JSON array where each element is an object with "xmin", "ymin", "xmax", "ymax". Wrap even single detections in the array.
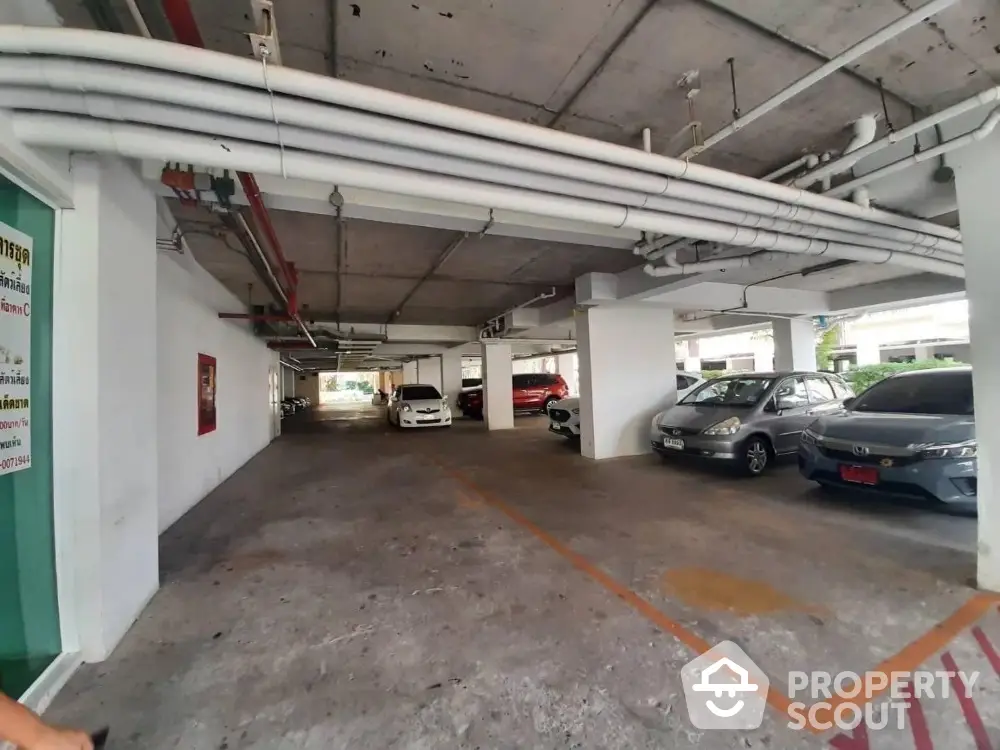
[
  {"xmin": 942, "ymin": 651, "xmax": 993, "ymax": 750},
  {"xmin": 901, "ymin": 682, "xmax": 934, "ymax": 750},
  {"xmin": 829, "ymin": 722, "xmax": 869, "ymax": 749},
  {"xmin": 971, "ymin": 626, "xmax": 1000, "ymax": 678}
]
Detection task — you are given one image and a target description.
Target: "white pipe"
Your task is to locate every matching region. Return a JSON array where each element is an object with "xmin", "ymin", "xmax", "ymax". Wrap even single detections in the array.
[
  {"xmin": 845, "ymin": 114, "xmax": 879, "ymax": 154},
  {"xmin": 11, "ymin": 113, "xmax": 964, "ymax": 278},
  {"xmin": 762, "ymin": 154, "xmax": 816, "ymax": 182},
  {"xmin": 819, "ymin": 152, "xmax": 833, "ymax": 192},
  {"xmin": 1, "ymin": 85, "xmax": 962, "ymax": 259},
  {"xmin": 642, "ymin": 127, "xmax": 652, "ymax": 154},
  {"xmin": 644, "ymin": 252, "xmax": 785, "ymax": 277},
  {"xmin": 123, "ymin": 0, "xmax": 153, "ymax": 38},
  {"xmin": 0, "ymin": 29, "xmax": 961, "ymax": 242},
  {"xmin": 694, "ymin": 0, "xmax": 960, "ymax": 154},
  {"xmin": 826, "ymin": 106, "xmax": 1000, "ymax": 199},
  {"xmin": 796, "ymin": 86, "xmax": 1000, "ymax": 187}
]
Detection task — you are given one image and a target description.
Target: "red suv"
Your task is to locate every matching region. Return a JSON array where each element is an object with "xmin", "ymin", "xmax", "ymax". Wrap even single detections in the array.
[{"xmin": 459, "ymin": 373, "xmax": 569, "ymax": 419}]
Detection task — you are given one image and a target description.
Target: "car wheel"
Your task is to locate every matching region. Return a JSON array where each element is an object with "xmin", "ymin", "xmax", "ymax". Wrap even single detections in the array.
[
  {"xmin": 542, "ymin": 397, "xmax": 559, "ymax": 413},
  {"xmin": 740, "ymin": 436, "xmax": 771, "ymax": 476}
]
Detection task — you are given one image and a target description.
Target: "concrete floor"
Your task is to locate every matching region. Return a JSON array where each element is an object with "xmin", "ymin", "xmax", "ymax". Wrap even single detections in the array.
[{"xmin": 48, "ymin": 403, "xmax": 1000, "ymax": 749}]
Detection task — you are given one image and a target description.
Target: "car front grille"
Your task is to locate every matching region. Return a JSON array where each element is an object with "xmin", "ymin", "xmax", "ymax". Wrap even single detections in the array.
[
  {"xmin": 659, "ymin": 425, "xmax": 700, "ymax": 437},
  {"xmin": 549, "ymin": 409, "xmax": 571, "ymax": 423},
  {"xmin": 416, "ymin": 408, "xmax": 440, "ymax": 415},
  {"xmin": 818, "ymin": 447, "xmax": 917, "ymax": 467}
]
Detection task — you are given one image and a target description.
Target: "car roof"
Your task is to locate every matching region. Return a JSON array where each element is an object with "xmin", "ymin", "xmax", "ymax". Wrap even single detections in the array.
[
  {"xmin": 892, "ymin": 366, "xmax": 972, "ymax": 378},
  {"xmin": 710, "ymin": 371, "xmax": 835, "ymax": 378}
]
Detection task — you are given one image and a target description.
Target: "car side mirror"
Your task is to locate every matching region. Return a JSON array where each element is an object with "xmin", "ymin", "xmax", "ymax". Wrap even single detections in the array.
[
  {"xmin": 775, "ymin": 398, "xmax": 796, "ymax": 412},
  {"xmin": 763, "ymin": 400, "xmax": 778, "ymax": 413},
  {"xmin": 843, "ymin": 396, "xmax": 856, "ymax": 409}
]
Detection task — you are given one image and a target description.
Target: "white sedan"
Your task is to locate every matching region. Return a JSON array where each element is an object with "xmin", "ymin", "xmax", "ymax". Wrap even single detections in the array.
[
  {"xmin": 548, "ymin": 372, "xmax": 706, "ymax": 440},
  {"xmin": 387, "ymin": 384, "xmax": 453, "ymax": 428}
]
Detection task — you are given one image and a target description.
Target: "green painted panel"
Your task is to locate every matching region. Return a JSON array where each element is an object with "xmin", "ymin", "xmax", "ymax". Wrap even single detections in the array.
[{"xmin": 0, "ymin": 176, "xmax": 60, "ymax": 697}]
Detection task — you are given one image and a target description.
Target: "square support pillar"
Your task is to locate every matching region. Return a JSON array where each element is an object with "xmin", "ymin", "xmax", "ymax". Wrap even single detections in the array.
[
  {"xmin": 772, "ymin": 318, "xmax": 816, "ymax": 371},
  {"xmin": 953, "ymin": 130, "xmax": 1000, "ymax": 591},
  {"xmin": 555, "ymin": 353, "xmax": 577, "ymax": 395},
  {"xmin": 683, "ymin": 339, "xmax": 701, "ymax": 372},
  {"xmin": 481, "ymin": 342, "xmax": 514, "ymax": 430},
  {"xmin": 441, "ymin": 350, "xmax": 463, "ymax": 408},
  {"xmin": 752, "ymin": 340, "xmax": 773, "ymax": 372},
  {"xmin": 855, "ymin": 334, "xmax": 882, "ymax": 366},
  {"xmin": 578, "ymin": 306, "xmax": 676, "ymax": 459},
  {"xmin": 402, "ymin": 361, "xmax": 418, "ymax": 384},
  {"xmin": 417, "ymin": 356, "xmax": 443, "ymax": 392}
]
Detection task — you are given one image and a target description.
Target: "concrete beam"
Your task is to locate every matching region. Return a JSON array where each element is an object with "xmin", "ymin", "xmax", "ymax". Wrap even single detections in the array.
[
  {"xmin": 577, "ymin": 270, "xmax": 829, "ymax": 315},
  {"xmin": 827, "ymin": 273, "xmax": 965, "ymax": 314},
  {"xmin": 314, "ymin": 323, "xmax": 477, "ymax": 344},
  {"xmin": 142, "ymin": 164, "xmax": 639, "ymax": 249}
]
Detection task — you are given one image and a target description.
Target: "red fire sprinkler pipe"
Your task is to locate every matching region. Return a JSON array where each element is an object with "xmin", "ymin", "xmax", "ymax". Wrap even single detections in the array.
[{"xmin": 160, "ymin": 0, "xmax": 313, "ymax": 344}]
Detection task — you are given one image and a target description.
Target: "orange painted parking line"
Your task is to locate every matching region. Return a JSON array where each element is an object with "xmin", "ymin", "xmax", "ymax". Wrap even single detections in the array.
[
  {"xmin": 434, "ymin": 459, "xmax": 999, "ymax": 736},
  {"xmin": 435, "ymin": 461, "xmax": 804, "ymax": 728}
]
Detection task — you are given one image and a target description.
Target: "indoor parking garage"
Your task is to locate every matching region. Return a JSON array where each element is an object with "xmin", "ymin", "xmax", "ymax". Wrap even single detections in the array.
[{"xmin": 2, "ymin": 0, "xmax": 1000, "ymax": 748}]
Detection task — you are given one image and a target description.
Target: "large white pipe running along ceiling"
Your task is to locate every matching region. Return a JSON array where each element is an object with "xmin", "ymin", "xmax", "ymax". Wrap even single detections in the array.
[{"xmin": 0, "ymin": 28, "xmax": 964, "ymax": 277}]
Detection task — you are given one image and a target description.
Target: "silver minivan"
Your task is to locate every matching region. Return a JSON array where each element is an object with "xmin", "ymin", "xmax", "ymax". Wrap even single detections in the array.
[{"xmin": 650, "ymin": 371, "xmax": 854, "ymax": 475}]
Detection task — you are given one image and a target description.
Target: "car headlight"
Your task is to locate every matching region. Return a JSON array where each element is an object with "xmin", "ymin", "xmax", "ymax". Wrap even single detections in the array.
[
  {"xmin": 913, "ymin": 440, "xmax": 977, "ymax": 460},
  {"xmin": 402, "ymin": 403, "xmax": 412, "ymax": 412},
  {"xmin": 441, "ymin": 400, "xmax": 449, "ymax": 411},
  {"xmin": 572, "ymin": 408, "xmax": 580, "ymax": 415},
  {"xmin": 651, "ymin": 411, "xmax": 665, "ymax": 429},
  {"xmin": 801, "ymin": 427, "xmax": 821, "ymax": 446},
  {"xmin": 703, "ymin": 416, "xmax": 742, "ymax": 436}
]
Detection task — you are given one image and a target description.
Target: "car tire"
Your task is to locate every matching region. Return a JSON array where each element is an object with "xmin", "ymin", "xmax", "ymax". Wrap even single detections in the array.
[
  {"xmin": 542, "ymin": 397, "xmax": 559, "ymax": 414},
  {"xmin": 738, "ymin": 436, "xmax": 772, "ymax": 477}
]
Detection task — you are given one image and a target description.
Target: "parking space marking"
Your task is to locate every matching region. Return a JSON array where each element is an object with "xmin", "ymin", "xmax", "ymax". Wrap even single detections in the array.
[{"xmin": 433, "ymin": 460, "xmax": 999, "ymax": 739}]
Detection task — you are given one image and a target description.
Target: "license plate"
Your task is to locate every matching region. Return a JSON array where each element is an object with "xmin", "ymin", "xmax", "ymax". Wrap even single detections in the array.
[
  {"xmin": 662, "ymin": 438, "xmax": 684, "ymax": 451},
  {"xmin": 839, "ymin": 464, "xmax": 878, "ymax": 485}
]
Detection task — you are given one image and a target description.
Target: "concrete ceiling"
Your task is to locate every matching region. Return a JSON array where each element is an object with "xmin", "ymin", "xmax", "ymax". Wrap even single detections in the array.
[
  {"xmin": 54, "ymin": 0, "xmax": 984, "ymax": 332},
  {"xmin": 169, "ymin": 201, "xmax": 637, "ymax": 324}
]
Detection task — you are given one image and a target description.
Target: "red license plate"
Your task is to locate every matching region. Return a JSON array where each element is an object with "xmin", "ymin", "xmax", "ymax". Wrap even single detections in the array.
[{"xmin": 839, "ymin": 464, "xmax": 879, "ymax": 485}]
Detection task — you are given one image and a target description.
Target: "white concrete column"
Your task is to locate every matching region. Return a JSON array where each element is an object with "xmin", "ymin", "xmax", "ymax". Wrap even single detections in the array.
[
  {"xmin": 402, "ymin": 361, "xmax": 418, "ymax": 384},
  {"xmin": 913, "ymin": 345, "xmax": 933, "ymax": 361},
  {"xmin": 953, "ymin": 129, "xmax": 1000, "ymax": 591},
  {"xmin": 855, "ymin": 333, "xmax": 882, "ymax": 366},
  {"xmin": 281, "ymin": 366, "xmax": 296, "ymax": 398},
  {"xmin": 556, "ymin": 352, "xmax": 577, "ymax": 395},
  {"xmin": 752, "ymin": 339, "xmax": 773, "ymax": 371},
  {"xmin": 772, "ymin": 318, "xmax": 816, "ymax": 371},
  {"xmin": 481, "ymin": 342, "xmax": 514, "ymax": 430},
  {"xmin": 578, "ymin": 306, "xmax": 676, "ymax": 459},
  {"xmin": 55, "ymin": 155, "xmax": 158, "ymax": 661},
  {"xmin": 417, "ymin": 356, "xmax": 443, "ymax": 392},
  {"xmin": 683, "ymin": 339, "xmax": 702, "ymax": 372},
  {"xmin": 441, "ymin": 349, "xmax": 463, "ymax": 408}
]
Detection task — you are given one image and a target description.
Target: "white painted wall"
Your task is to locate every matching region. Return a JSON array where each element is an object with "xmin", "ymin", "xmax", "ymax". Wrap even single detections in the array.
[
  {"xmin": 54, "ymin": 155, "xmax": 159, "ymax": 661},
  {"xmin": 51, "ymin": 154, "xmax": 279, "ymax": 664},
  {"xmin": 156, "ymin": 229, "xmax": 278, "ymax": 532},
  {"xmin": 416, "ymin": 356, "xmax": 443, "ymax": 392}
]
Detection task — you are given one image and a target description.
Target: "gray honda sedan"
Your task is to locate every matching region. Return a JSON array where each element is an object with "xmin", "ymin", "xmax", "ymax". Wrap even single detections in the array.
[
  {"xmin": 798, "ymin": 367, "xmax": 976, "ymax": 505},
  {"xmin": 650, "ymin": 371, "xmax": 853, "ymax": 475}
]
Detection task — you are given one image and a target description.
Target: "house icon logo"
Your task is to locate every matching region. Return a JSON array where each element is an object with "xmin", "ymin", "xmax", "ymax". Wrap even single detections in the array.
[{"xmin": 681, "ymin": 641, "xmax": 770, "ymax": 730}]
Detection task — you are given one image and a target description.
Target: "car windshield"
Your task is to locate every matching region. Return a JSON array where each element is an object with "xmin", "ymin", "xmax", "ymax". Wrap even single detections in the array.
[
  {"xmin": 851, "ymin": 371, "xmax": 973, "ymax": 415},
  {"xmin": 680, "ymin": 377, "xmax": 774, "ymax": 406},
  {"xmin": 679, "ymin": 377, "xmax": 774, "ymax": 406},
  {"xmin": 401, "ymin": 386, "xmax": 442, "ymax": 401}
]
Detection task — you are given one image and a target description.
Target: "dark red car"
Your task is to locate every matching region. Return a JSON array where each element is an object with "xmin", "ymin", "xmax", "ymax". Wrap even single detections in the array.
[{"xmin": 458, "ymin": 373, "xmax": 569, "ymax": 419}]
